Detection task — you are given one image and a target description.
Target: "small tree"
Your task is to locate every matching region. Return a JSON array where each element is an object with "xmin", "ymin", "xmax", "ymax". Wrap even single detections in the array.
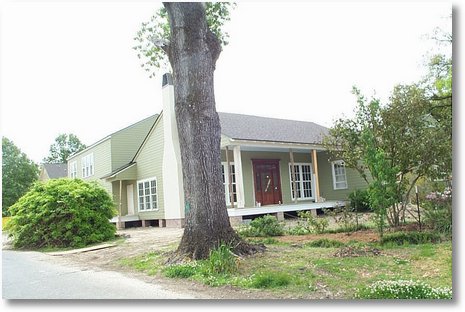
[
  {"xmin": 2, "ymin": 137, "xmax": 39, "ymax": 216},
  {"xmin": 7, "ymin": 179, "xmax": 117, "ymax": 249},
  {"xmin": 43, "ymin": 133, "xmax": 86, "ymax": 164}
]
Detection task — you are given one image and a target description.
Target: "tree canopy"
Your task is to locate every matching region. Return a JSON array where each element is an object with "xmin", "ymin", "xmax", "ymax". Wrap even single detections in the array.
[
  {"xmin": 43, "ymin": 133, "xmax": 86, "ymax": 164},
  {"xmin": 133, "ymin": 2, "xmax": 235, "ymax": 78},
  {"xmin": 324, "ymin": 25, "xmax": 452, "ymax": 232},
  {"xmin": 2, "ymin": 137, "xmax": 39, "ymax": 216}
]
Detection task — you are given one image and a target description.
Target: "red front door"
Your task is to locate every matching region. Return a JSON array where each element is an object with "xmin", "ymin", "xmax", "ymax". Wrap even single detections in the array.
[{"xmin": 253, "ymin": 159, "xmax": 282, "ymax": 206}]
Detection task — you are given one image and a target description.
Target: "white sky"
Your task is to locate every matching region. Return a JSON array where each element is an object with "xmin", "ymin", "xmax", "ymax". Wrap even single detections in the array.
[{"xmin": 0, "ymin": 0, "xmax": 453, "ymax": 164}]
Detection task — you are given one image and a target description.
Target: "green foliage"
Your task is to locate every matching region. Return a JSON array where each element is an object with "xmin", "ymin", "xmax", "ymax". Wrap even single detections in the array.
[
  {"xmin": 287, "ymin": 211, "xmax": 328, "ymax": 235},
  {"xmin": 43, "ymin": 133, "xmax": 86, "ymax": 164},
  {"xmin": 2, "ymin": 137, "xmax": 39, "ymax": 217},
  {"xmin": 422, "ymin": 188, "xmax": 452, "ymax": 235},
  {"xmin": 203, "ymin": 243, "xmax": 238, "ymax": 275},
  {"xmin": 349, "ymin": 189, "xmax": 372, "ymax": 212},
  {"xmin": 355, "ymin": 280, "xmax": 452, "ymax": 299},
  {"xmin": 245, "ymin": 215, "xmax": 284, "ymax": 237},
  {"xmin": 133, "ymin": 3, "xmax": 236, "ymax": 78},
  {"xmin": 306, "ymin": 239, "xmax": 345, "ymax": 248},
  {"xmin": 7, "ymin": 179, "xmax": 117, "ymax": 249},
  {"xmin": 381, "ymin": 231, "xmax": 442, "ymax": 245},
  {"xmin": 249, "ymin": 271, "xmax": 291, "ymax": 289}
]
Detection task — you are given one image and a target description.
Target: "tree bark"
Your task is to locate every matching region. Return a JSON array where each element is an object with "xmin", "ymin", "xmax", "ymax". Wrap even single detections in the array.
[{"xmin": 163, "ymin": 2, "xmax": 262, "ymax": 261}]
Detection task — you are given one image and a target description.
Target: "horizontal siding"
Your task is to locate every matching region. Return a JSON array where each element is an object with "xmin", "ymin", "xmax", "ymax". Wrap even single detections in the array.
[
  {"xmin": 111, "ymin": 115, "xmax": 156, "ymax": 170},
  {"xmin": 134, "ymin": 116, "xmax": 165, "ymax": 219},
  {"xmin": 317, "ymin": 152, "xmax": 369, "ymax": 200},
  {"xmin": 67, "ymin": 138, "xmax": 113, "ymax": 193}
]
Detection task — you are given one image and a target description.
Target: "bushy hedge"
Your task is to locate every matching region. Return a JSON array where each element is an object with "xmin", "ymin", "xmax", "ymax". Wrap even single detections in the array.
[{"xmin": 7, "ymin": 179, "xmax": 117, "ymax": 249}]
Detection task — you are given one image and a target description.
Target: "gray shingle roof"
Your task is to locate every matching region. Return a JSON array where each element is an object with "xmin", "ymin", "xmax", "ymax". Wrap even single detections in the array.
[
  {"xmin": 218, "ymin": 112, "xmax": 329, "ymax": 145},
  {"xmin": 43, "ymin": 163, "xmax": 68, "ymax": 179}
]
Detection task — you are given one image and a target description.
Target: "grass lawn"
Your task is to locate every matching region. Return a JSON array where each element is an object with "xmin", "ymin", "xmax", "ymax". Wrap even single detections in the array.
[{"xmin": 119, "ymin": 236, "xmax": 452, "ymax": 299}]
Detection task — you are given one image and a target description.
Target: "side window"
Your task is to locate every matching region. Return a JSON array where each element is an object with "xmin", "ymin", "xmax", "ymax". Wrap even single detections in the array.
[{"xmin": 332, "ymin": 160, "xmax": 348, "ymax": 190}]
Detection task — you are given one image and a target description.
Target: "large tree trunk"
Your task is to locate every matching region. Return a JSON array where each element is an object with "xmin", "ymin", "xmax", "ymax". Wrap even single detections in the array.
[{"xmin": 163, "ymin": 2, "xmax": 262, "ymax": 261}]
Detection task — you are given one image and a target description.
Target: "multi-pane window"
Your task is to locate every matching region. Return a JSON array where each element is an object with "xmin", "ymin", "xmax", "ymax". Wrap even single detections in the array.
[
  {"xmin": 81, "ymin": 153, "xmax": 94, "ymax": 178},
  {"xmin": 137, "ymin": 178, "xmax": 158, "ymax": 211},
  {"xmin": 289, "ymin": 163, "xmax": 313, "ymax": 200},
  {"xmin": 222, "ymin": 163, "xmax": 237, "ymax": 205},
  {"xmin": 332, "ymin": 160, "xmax": 348, "ymax": 190},
  {"xmin": 69, "ymin": 161, "xmax": 77, "ymax": 178}
]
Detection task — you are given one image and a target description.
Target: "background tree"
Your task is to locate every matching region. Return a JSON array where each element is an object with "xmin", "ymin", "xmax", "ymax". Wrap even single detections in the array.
[
  {"xmin": 2, "ymin": 137, "xmax": 39, "ymax": 216},
  {"xmin": 43, "ymin": 133, "xmax": 86, "ymax": 164},
  {"xmin": 134, "ymin": 2, "xmax": 261, "ymax": 260}
]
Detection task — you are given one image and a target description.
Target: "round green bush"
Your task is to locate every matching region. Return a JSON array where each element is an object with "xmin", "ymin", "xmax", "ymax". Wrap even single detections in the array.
[{"xmin": 8, "ymin": 179, "xmax": 117, "ymax": 249}]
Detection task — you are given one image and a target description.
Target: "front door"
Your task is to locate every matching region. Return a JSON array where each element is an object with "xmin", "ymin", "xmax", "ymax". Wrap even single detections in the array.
[{"xmin": 253, "ymin": 159, "xmax": 282, "ymax": 206}]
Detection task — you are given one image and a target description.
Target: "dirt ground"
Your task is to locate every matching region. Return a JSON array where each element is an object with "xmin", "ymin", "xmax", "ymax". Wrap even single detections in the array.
[
  {"xmin": 43, "ymin": 225, "xmax": 385, "ymax": 299},
  {"xmin": 1, "ymin": 219, "xmax": 385, "ymax": 299}
]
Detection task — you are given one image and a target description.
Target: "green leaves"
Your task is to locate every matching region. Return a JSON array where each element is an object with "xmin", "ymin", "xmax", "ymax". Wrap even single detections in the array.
[
  {"xmin": 2, "ymin": 137, "xmax": 39, "ymax": 216},
  {"xmin": 43, "ymin": 133, "xmax": 86, "ymax": 164},
  {"xmin": 7, "ymin": 179, "xmax": 117, "ymax": 249},
  {"xmin": 133, "ymin": 2, "xmax": 236, "ymax": 78}
]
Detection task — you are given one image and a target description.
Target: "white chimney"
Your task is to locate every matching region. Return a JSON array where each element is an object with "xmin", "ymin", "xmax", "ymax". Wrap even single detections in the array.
[{"xmin": 162, "ymin": 73, "xmax": 185, "ymax": 225}]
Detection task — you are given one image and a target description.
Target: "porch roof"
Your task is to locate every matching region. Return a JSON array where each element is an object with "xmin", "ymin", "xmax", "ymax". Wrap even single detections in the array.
[
  {"xmin": 219, "ymin": 112, "xmax": 329, "ymax": 146},
  {"xmin": 102, "ymin": 162, "xmax": 137, "ymax": 181}
]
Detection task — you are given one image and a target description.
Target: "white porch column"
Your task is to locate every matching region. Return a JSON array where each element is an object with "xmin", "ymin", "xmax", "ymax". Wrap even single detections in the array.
[
  {"xmin": 311, "ymin": 149, "xmax": 321, "ymax": 203},
  {"xmin": 162, "ymin": 73, "xmax": 185, "ymax": 223},
  {"xmin": 233, "ymin": 145, "xmax": 245, "ymax": 208}
]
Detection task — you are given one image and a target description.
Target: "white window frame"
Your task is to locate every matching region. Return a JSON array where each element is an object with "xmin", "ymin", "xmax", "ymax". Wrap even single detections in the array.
[
  {"xmin": 221, "ymin": 162, "xmax": 237, "ymax": 206},
  {"xmin": 289, "ymin": 162, "xmax": 314, "ymax": 200},
  {"xmin": 137, "ymin": 177, "xmax": 158, "ymax": 212},
  {"xmin": 81, "ymin": 153, "xmax": 94, "ymax": 178},
  {"xmin": 69, "ymin": 161, "xmax": 77, "ymax": 178},
  {"xmin": 331, "ymin": 160, "xmax": 348, "ymax": 190}
]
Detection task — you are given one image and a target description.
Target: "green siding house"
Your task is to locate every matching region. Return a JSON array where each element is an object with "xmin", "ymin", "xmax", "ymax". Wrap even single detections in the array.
[{"xmin": 67, "ymin": 73, "xmax": 368, "ymax": 228}]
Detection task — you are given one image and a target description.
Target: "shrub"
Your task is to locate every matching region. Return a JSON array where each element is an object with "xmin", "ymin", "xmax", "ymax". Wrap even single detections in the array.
[
  {"xmin": 349, "ymin": 189, "xmax": 372, "ymax": 212},
  {"xmin": 422, "ymin": 187, "xmax": 452, "ymax": 235},
  {"xmin": 249, "ymin": 271, "xmax": 291, "ymax": 289},
  {"xmin": 355, "ymin": 280, "xmax": 452, "ymax": 299},
  {"xmin": 287, "ymin": 211, "xmax": 328, "ymax": 235},
  {"xmin": 241, "ymin": 215, "xmax": 284, "ymax": 237},
  {"xmin": 306, "ymin": 239, "xmax": 345, "ymax": 248},
  {"xmin": 381, "ymin": 231, "xmax": 442, "ymax": 245},
  {"xmin": 7, "ymin": 179, "xmax": 117, "ymax": 249}
]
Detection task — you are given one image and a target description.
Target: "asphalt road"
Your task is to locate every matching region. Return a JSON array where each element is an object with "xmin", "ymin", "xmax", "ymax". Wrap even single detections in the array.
[{"xmin": 2, "ymin": 250, "xmax": 196, "ymax": 299}]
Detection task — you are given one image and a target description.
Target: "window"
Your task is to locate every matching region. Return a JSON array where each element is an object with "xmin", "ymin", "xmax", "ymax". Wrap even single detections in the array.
[
  {"xmin": 81, "ymin": 153, "xmax": 94, "ymax": 178},
  {"xmin": 137, "ymin": 178, "xmax": 158, "ymax": 211},
  {"xmin": 222, "ymin": 163, "xmax": 237, "ymax": 205},
  {"xmin": 289, "ymin": 163, "xmax": 313, "ymax": 200},
  {"xmin": 332, "ymin": 160, "xmax": 348, "ymax": 190},
  {"xmin": 69, "ymin": 161, "xmax": 77, "ymax": 178}
]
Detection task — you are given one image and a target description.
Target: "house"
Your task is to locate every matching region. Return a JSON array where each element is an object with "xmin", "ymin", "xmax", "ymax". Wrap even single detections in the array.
[
  {"xmin": 39, "ymin": 163, "xmax": 68, "ymax": 181},
  {"xmin": 68, "ymin": 73, "xmax": 368, "ymax": 228},
  {"xmin": 66, "ymin": 114, "xmax": 157, "ymax": 195}
]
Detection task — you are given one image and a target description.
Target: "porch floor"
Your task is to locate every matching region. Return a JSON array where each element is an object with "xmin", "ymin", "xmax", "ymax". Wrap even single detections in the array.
[{"xmin": 227, "ymin": 200, "xmax": 348, "ymax": 217}]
